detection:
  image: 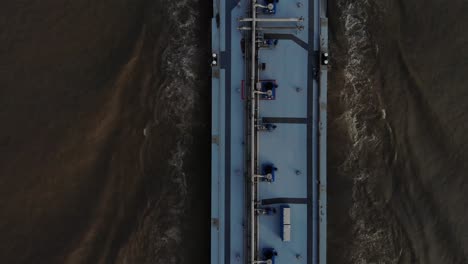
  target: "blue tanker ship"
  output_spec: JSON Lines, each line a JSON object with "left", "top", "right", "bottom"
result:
{"left": 211, "top": 0, "right": 328, "bottom": 262}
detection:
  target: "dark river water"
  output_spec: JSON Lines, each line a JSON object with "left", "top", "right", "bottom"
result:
{"left": 0, "top": 0, "right": 210, "bottom": 263}
{"left": 329, "top": 0, "right": 468, "bottom": 263}
{"left": 0, "top": 0, "right": 467, "bottom": 263}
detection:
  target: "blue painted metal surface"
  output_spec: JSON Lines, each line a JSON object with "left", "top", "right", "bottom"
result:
{"left": 211, "top": 0, "right": 328, "bottom": 263}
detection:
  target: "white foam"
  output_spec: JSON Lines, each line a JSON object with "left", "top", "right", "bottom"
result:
{"left": 338, "top": 0, "right": 401, "bottom": 262}
{"left": 143, "top": 0, "right": 203, "bottom": 261}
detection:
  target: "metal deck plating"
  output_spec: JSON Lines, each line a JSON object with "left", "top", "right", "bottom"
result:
{"left": 211, "top": 0, "right": 328, "bottom": 262}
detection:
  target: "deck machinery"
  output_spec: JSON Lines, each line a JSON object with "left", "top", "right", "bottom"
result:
{"left": 211, "top": 0, "right": 328, "bottom": 263}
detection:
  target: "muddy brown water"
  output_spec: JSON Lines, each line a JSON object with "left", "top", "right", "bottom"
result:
{"left": 1, "top": 0, "right": 468, "bottom": 263}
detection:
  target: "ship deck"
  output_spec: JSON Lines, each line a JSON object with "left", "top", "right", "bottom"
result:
{"left": 211, "top": 0, "right": 328, "bottom": 263}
